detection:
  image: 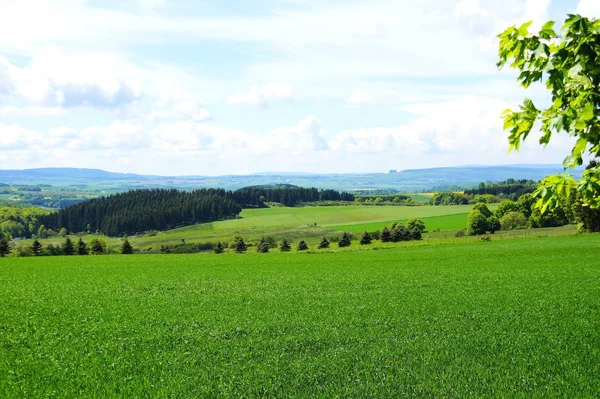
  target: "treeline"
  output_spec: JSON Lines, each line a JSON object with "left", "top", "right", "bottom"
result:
{"left": 464, "top": 179, "right": 538, "bottom": 200}
{"left": 0, "top": 201, "right": 50, "bottom": 240}
{"left": 430, "top": 192, "right": 500, "bottom": 205}
{"left": 232, "top": 186, "right": 354, "bottom": 207}
{"left": 37, "top": 189, "right": 242, "bottom": 237}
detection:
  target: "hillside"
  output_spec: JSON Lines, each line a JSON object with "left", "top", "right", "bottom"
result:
{"left": 0, "top": 165, "right": 583, "bottom": 191}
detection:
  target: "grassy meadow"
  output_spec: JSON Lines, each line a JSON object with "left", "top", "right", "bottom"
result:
{"left": 25, "top": 205, "right": 490, "bottom": 250}
{"left": 1, "top": 235, "right": 599, "bottom": 397}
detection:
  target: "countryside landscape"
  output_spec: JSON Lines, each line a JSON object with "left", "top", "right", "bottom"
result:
{"left": 1, "top": 0, "right": 600, "bottom": 397}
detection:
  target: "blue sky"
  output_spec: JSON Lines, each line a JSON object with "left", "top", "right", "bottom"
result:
{"left": 0, "top": 0, "right": 598, "bottom": 175}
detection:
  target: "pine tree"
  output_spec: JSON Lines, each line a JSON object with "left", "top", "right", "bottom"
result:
{"left": 121, "top": 237, "right": 134, "bottom": 254}
{"left": 0, "top": 238, "right": 12, "bottom": 257}
{"left": 77, "top": 238, "right": 89, "bottom": 255}
{"left": 360, "top": 231, "right": 372, "bottom": 245}
{"left": 410, "top": 228, "right": 422, "bottom": 241}
{"left": 258, "top": 241, "right": 270, "bottom": 253}
{"left": 338, "top": 232, "right": 351, "bottom": 248}
{"left": 279, "top": 238, "right": 291, "bottom": 252}
{"left": 381, "top": 227, "right": 392, "bottom": 243}
{"left": 91, "top": 239, "right": 105, "bottom": 255}
{"left": 318, "top": 237, "right": 330, "bottom": 249}
{"left": 235, "top": 237, "right": 247, "bottom": 253}
{"left": 31, "top": 239, "right": 43, "bottom": 256}
{"left": 62, "top": 238, "right": 75, "bottom": 256}
{"left": 213, "top": 241, "right": 225, "bottom": 254}
{"left": 297, "top": 240, "right": 308, "bottom": 251}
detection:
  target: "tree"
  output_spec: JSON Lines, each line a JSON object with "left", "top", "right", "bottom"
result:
{"left": 380, "top": 227, "right": 392, "bottom": 243}
{"left": 410, "top": 228, "right": 423, "bottom": 241}
{"left": 360, "top": 231, "right": 372, "bottom": 245}
{"left": 90, "top": 238, "right": 105, "bottom": 255}
{"left": 214, "top": 241, "right": 225, "bottom": 254}
{"left": 297, "top": 240, "right": 309, "bottom": 251}
{"left": 500, "top": 211, "right": 529, "bottom": 230}
{"left": 467, "top": 211, "right": 489, "bottom": 236}
{"left": 498, "top": 15, "right": 600, "bottom": 215}
{"left": 487, "top": 216, "right": 502, "bottom": 233}
{"left": 280, "top": 238, "right": 291, "bottom": 252}
{"left": 494, "top": 200, "right": 520, "bottom": 219}
{"left": 407, "top": 218, "right": 426, "bottom": 232}
{"left": 59, "top": 227, "right": 68, "bottom": 237}
{"left": 392, "top": 225, "right": 411, "bottom": 242}
{"left": 0, "top": 238, "right": 11, "bottom": 257}
{"left": 338, "top": 232, "right": 351, "bottom": 248}
{"left": 62, "top": 237, "right": 75, "bottom": 256}
{"left": 77, "top": 238, "right": 89, "bottom": 255}
{"left": 121, "top": 237, "right": 134, "bottom": 254}
{"left": 257, "top": 237, "right": 270, "bottom": 253}
{"left": 31, "top": 239, "right": 43, "bottom": 256}
{"left": 472, "top": 203, "right": 492, "bottom": 218}
{"left": 234, "top": 237, "right": 247, "bottom": 253}
{"left": 318, "top": 237, "right": 330, "bottom": 249}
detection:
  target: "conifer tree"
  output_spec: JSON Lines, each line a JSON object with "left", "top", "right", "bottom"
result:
{"left": 235, "top": 237, "right": 247, "bottom": 253}
{"left": 32, "top": 239, "right": 43, "bottom": 256}
{"left": 0, "top": 238, "right": 12, "bottom": 257}
{"left": 297, "top": 240, "right": 308, "bottom": 251}
{"left": 258, "top": 241, "right": 270, "bottom": 253}
{"left": 279, "top": 238, "right": 291, "bottom": 252}
{"left": 381, "top": 227, "right": 392, "bottom": 243}
{"left": 360, "top": 231, "right": 372, "bottom": 245}
{"left": 318, "top": 237, "right": 330, "bottom": 249}
{"left": 90, "top": 239, "right": 105, "bottom": 255}
{"left": 77, "top": 238, "right": 89, "bottom": 255}
{"left": 62, "top": 238, "right": 75, "bottom": 256}
{"left": 338, "top": 232, "right": 351, "bottom": 248}
{"left": 213, "top": 241, "right": 225, "bottom": 254}
{"left": 121, "top": 237, "right": 134, "bottom": 254}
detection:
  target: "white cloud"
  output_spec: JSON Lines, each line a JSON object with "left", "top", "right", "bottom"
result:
{"left": 576, "top": 0, "right": 600, "bottom": 18}
{"left": 270, "top": 116, "right": 330, "bottom": 152}
{"left": 346, "top": 91, "right": 373, "bottom": 106}
{"left": 227, "top": 83, "right": 295, "bottom": 108}
{"left": 0, "top": 105, "right": 66, "bottom": 117}
{"left": 454, "top": 0, "right": 489, "bottom": 17}
{"left": 5, "top": 48, "right": 142, "bottom": 108}
{"left": 149, "top": 100, "right": 211, "bottom": 122}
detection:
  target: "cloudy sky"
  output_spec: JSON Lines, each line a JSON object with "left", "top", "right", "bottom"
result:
{"left": 0, "top": 0, "right": 598, "bottom": 175}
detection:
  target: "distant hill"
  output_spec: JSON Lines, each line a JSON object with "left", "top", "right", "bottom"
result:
{"left": 0, "top": 165, "right": 583, "bottom": 191}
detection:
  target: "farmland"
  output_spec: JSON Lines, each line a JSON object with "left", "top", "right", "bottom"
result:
{"left": 1, "top": 235, "right": 599, "bottom": 397}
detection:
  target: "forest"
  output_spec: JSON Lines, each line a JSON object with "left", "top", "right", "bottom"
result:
{"left": 232, "top": 185, "right": 355, "bottom": 207}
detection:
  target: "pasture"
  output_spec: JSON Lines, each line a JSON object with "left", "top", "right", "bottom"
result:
{"left": 1, "top": 235, "right": 598, "bottom": 397}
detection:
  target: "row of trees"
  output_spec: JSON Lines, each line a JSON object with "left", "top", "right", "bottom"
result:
{"left": 232, "top": 185, "right": 354, "bottom": 207}
{"left": 430, "top": 192, "right": 501, "bottom": 206}
{"left": 464, "top": 179, "right": 538, "bottom": 200}
{"left": 0, "top": 201, "right": 50, "bottom": 240}
{"left": 0, "top": 237, "right": 134, "bottom": 257}
{"left": 37, "top": 189, "right": 242, "bottom": 237}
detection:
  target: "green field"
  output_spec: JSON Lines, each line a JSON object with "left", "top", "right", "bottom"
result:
{"left": 1, "top": 235, "right": 598, "bottom": 397}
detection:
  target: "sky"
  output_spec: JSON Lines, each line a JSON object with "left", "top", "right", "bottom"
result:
{"left": 0, "top": 0, "right": 599, "bottom": 176}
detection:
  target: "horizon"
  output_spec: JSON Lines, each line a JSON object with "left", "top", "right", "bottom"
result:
{"left": 1, "top": 0, "right": 599, "bottom": 175}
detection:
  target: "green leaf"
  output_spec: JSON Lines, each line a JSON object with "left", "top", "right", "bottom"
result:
{"left": 581, "top": 102, "right": 595, "bottom": 121}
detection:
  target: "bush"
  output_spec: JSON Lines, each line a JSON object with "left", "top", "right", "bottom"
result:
{"left": 214, "top": 242, "right": 225, "bottom": 254}
{"left": 338, "top": 232, "right": 352, "bottom": 248}
{"left": 360, "top": 231, "right": 372, "bottom": 245}
{"left": 318, "top": 237, "right": 330, "bottom": 249}
{"left": 480, "top": 234, "right": 492, "bottom": 242}
{"left": 455, "top": 229, "right": 466, "bottom": 238}
{"left": 407, "top": 218, "right": 426, "bottom": 232}
{"left": 467, "top": 211, "right": 489, "bottom": 236}
{"left": 297, "top": 240, "right": 309, "bottom": 251}
{"left": 487, "top": 216, "right": 501, "bottom": 234}
{"left": 279, "top": 239, "right": 291, "bottom": 252}
{"left": 500, "top": 211, "right": 528, "bottom": 230}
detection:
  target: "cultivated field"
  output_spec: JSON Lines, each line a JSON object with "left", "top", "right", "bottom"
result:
{"left": 1, "top": 235, "right": 598, "bottom": 397}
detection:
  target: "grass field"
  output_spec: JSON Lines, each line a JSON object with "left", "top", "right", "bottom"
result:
{"left": 1, "top": 235, "right": 599, "bottom": 397}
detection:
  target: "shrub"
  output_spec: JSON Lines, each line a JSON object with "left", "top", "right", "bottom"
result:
{"left": 234, "top": 237, "right": 248, "bottom": 253}
{"left": 380, "top": 227, "right": 392, "bottom": 243}
{"left": 467, "top": 211, "right": 489, "bottom": 236}
{"left": 121, "top": 238, "right": 134, "bottom": 255}
{"left": 279, "top": 239, "right": 291, "bottom": 252}
{"left": 214, "top": 242, "right": 225, "bottom": 254}
{"left": 318, "top": 237, "right": 330, "bottom": 249}
{"left": 360, "top": 231, "right": 372, "bottom": 245}
{"left": 480, "top": 234, "right": 492, "bottom": 242}
{"left": 338, "top": 232, "right": 352, "bottom": 248}
{"left": 455, "top": 228, "right": 466, "bottom": 238}
{"left": 500, "top": 211, "right": 528, "bottom": 230}
{"left": 407, "top": 218, "right": 426, "bottom": 232}
{"left": 487, "top": 216, "right": 501, "bottom": 234}
{"left": 297, "top": 240, "right": 309, "bottom": 251}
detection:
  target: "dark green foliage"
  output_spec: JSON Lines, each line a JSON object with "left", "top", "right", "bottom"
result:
{"left": 392, "top": 225, "right": 411, "bottom": 242}
{"left": 233, "top": 186, "right": 354, "bottom": 207}
{"left": 0, "top": 238, "right": 11, "bottom": 257}
{"left": 380, "top": 227, "right": 392, "bottom": 243}
{"left": 279, "top": 239, "right": 291, "bottom": 252}
{"left": 494, "top": 200, "right": 520, "bottom": 219}
{"left": 234, "top": 238, "right": 247, "bottom": 254}
{"left": 338, "top": 232, "right": 351, "bottom": 248}
{"left": 214, "top": 242, "right": 225, "bottom": 254}
{"left": 77, "top": 238, "right": 89, "bottom": 255}
{"left": 472, "top": 203, "right": 492, "bottom": 218}
{"left": 467, "top": 211, "right": 489, "bottom": 236}
{"left": 407, "top": 218, "right": 425, "bottom": 232}
{"left": 31, "top": 239, "right": 43, "bottom": 256}
{"left": 430, "top": 192, "right": 470, "bottom": 205}
{"left": 297, "top": 240, "right": 308, "bottom": 251}
{"left": 90, "top": 239, "right": 105, "bottom": 255}
{"left": 318, "top": 237, "right": 330, "bottom": 249}
{"left": 410, "top": 228, "right": 422, "bottom": 241}
{"left": 465, "top": 179, "right": 537, "bottom": 200}
{"left": 121, "top": 238, "right": 134, "bottom": 255}
{"left": 62, "top": 238, "right": 75, "bottom": 256}
{"left": 258, "top": 242, "right": 270, "bottom": 253}
{"left": 43, "top": 244, "right": 62, "bottom": 256}
{"left": 487, "top": 216, "right": 501, "bottom": 234}
{"left": 360, "top": 231, "right": 372, "bottom": 245}
{"left": 38, "top": 188, "right": 242, "bottom": 237}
